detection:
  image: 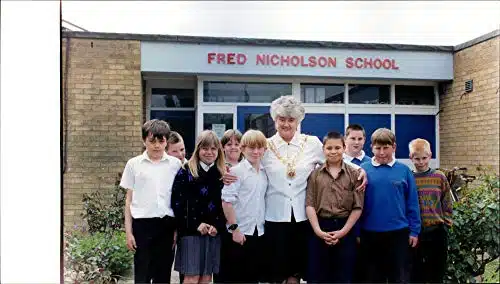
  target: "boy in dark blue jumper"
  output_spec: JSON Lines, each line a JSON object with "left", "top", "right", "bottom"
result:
{"left": 343, "top": 124, "right": 371, "bottom": 166}
{"left": 359, "top": 128, "right": 421, "bottom": 283}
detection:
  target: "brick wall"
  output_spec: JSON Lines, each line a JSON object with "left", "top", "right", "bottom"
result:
{"left": 62, "top": 38, "right": 144, "bottom": 228}
{"left": 440, "top": 35, "right": 500, "bottom": 174}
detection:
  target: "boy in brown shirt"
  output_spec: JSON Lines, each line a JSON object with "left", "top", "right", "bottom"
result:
{"left": 306, "top": 131, "right": 364, "bottom": 284}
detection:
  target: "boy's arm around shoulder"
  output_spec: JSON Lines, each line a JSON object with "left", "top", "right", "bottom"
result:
{"left": 347, "top": 164, "right": 365, "bottom": 210}
{"left": 221, "top": 165, "right": 243, "bottom": 204}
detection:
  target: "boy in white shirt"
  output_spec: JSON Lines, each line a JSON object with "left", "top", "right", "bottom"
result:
{"left": 220, "top": 129, "right": 268, "bottom": 283}
{"left": 120, "top": 119, "right": 182, "bottom": 284}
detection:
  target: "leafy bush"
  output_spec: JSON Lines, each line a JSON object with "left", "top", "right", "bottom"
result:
{"left": 64, "top": 229, "right": 133, "bottom": 283}
{"left": 82, "top": 173, "right": 127, "bottom": 233}
{"left": 446, "top": 172, "right": 500, "bottom": 283}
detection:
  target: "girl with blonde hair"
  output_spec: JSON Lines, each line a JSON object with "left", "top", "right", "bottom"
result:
{"left": 171, "top": 130, "right": 226, "bottom": 284}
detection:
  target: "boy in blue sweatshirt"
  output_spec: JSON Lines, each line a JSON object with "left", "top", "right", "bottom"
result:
{"left": 359, "top": 128, "right": 421, "bottom": 283}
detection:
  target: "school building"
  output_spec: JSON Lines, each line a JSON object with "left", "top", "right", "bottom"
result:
{"left": 62, "top": 29, "right": 499, "bottom": 226}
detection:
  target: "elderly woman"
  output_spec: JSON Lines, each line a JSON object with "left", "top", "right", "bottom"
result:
{"left": 224, "top": 96, "right": 367, "bottom": 284}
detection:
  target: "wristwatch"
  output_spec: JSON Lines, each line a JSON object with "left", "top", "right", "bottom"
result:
{"left": 227, "top": 224, "right": 238, "bottom": 233}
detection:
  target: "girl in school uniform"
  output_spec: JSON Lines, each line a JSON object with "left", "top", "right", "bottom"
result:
{"left": 171, "top": 130, "right": 226, "bottom": 284}
{"left": 220, "top": 129, "right": 243, "bottom": 168}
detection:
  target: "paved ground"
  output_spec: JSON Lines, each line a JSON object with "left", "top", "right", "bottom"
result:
{"left": 118, "top": 266, "right": 180, "bottom": 284}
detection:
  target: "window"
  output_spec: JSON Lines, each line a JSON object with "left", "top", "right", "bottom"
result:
{"left": 203, "top": 113, "right": 233, "bottom": 139}
{"left": 150, "top": 110, "right": 196, "bottom": 158}
{"left": 151, "top": 88, "right": 195, "bottom": 108}
{"left": 395, "top": 115, "right": 436, "bottom": 158}
{"left": 348, "top": 84, "right": 390, "bottom": 104}
{"left": 203, "top": 82, "right": 292, "bottom": 103}
{"left": 395, "top": 85, "right": 435, "bottom": 105}
{"left": 301, "top": 84, "right": 344, "bottom": 103}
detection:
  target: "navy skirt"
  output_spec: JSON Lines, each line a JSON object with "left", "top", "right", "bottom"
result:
{"left": 174, "top": 235, "right": 221, "bottom": 276}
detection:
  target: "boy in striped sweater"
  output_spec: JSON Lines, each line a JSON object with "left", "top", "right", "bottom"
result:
{"left": 409, "top": 138, "right": 453, "bottom": 283}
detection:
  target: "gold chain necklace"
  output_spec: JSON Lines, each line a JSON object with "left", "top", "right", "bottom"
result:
{"left": 268, "top": 134, "right": 308, "bottom": 179}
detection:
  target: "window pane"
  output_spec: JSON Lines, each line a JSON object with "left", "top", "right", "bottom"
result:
{"left": 244, "top": 113, "right": 276, "bottom": 138}
{"left": 395, "top": 85, "right": 435, "bottom": 105}
{"left": 151, "top": 88, "right": 195, "bottom": 108}
{"left": 395, "top": 115, "right": 436, "bottom": 158}
{"left": 203, "top": 82, "right": 292, "bottom": 103}
{"left": 301, "top": 84, "right": 344, "bottom": 103}
{"left": 348, "top": 84, "right": 390, "bottom": 104}
{"left": 203, "top": 113, "right": 233, "bottom": 139}
{"left": 150, "top": 110, "right": 196, "bottom": 158}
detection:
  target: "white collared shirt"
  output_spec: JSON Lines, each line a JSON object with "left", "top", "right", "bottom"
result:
{"left": 120, "top": 151, "right": 182, "bottom": 218}
{"left": 262, "top": 133, "right": 324, "bottom": 222}
{"left": 200, "top": 161, "right": 215, "bottom": 172}
{"left": 371, "top": 156, "right": 396, "bottom": 167}
{"left": 343, "top": 150, "right": 366, "bottom": 162}
{"left": 221, "top": 159, "right": 268, "bottom": 236}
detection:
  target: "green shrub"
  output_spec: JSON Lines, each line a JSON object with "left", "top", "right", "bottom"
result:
{"left": 82, "top": 173, "right": 127, "bottom": 234}
{"left": 65, "top": 229, "right": 133, "bottom": 283}
{"left": 483, "top": 258, "right": 499, "bottom": 283}
{"left": 445, "top": 172, "right": 500, "bottom": 283}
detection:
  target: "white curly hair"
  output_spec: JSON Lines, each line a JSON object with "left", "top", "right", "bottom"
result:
{"left": 269, "top": 96, "right": 305, "bottom": 122}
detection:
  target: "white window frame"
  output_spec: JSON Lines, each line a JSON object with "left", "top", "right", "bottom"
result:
{"left": 145, "top": 78, "right": 197, "bottom": 121}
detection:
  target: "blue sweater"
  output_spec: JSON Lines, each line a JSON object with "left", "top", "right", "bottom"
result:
{"left": 350, "top": 155, "right": 371, "bottom": 166}
{"left": 360, "top": 161, "right": 421, "bottom": 237}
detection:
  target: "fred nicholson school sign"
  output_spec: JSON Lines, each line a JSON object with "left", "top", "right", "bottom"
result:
{"left": 141, "top": 42, "right": 454, "bottom": 80}
{"left": 207, "top": 52, "right": 400, "bottom": 70}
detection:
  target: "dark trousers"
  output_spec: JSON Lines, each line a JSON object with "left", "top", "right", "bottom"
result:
{"left": 360, "top": 227, "right": 410, "bottom": 283}
{"left": 410, "top": 225, "right": 448, "bottom": 283}
{"left": 352, "top": 240, "right": 364, "bottom": 283}
{"left": 132, "top": 216, "right": 175, "bottom": 284}
{"left": 213, "top": 231, "right": 230, "bottom": 283}
{"left": 216, "top": 227, "right": 263, "bottom": 283}
{"left": 307, "top": 217, "right": 356, "bottom": 284}
{"left": 264, "top": 211, "right": 309, "bottom": 283}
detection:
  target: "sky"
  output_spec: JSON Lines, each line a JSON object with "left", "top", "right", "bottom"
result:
{"left": 62, "top": 1, "right": 499, "bottom": 46}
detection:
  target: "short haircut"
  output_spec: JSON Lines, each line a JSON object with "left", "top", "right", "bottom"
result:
{"left": 409, "top": 138, "right": 432, "bottom": 156}
{"left": 323, "top": 131, "right": 345, "bottom": 147}
{"left": 270, "top": 95, "right": 305, "bottom": 123}
{"left": 142, "top": 119, "right": 170, "bottom": 140}
{"left": 167, "top": 131, "right": 184, "bottom": 146}
{"left": 240, "top": 129, "right": 267, "bottom": 149}
{"left": 220, "top": 129, "right": 243, "bottom": 147}
{"left": 371, "top": 128, "right": 396, "bottom": 146}
{"left": 345, "top": 124, "right": 366, "bottom": 138}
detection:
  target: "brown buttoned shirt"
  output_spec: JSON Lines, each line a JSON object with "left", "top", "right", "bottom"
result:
{"left": 306, "top": 161, "right": 364, "bottom": 218}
